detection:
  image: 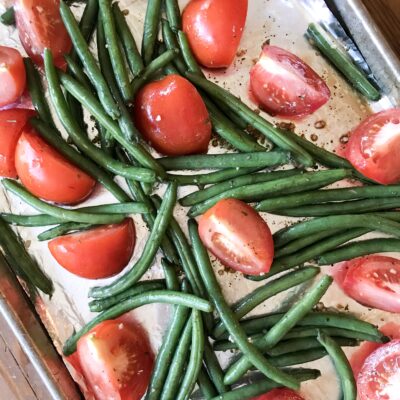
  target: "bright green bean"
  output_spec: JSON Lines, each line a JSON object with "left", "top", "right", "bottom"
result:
{"left": 142, "top": 0, "right": 162, "bottom": 65}
{"left": 38, "top": 222, "right": 94, "bottom": 241}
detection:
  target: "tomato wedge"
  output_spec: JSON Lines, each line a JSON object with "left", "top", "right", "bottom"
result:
{"left": 76, "top": 319, "right": 154, "bottom": 400}
{"left": 198, "top": 198, "right": 274, "bottom": 275}
{"left": 250, "top": 45, "right": 330, "bottom": 118}
{"left": 358, "top": 339, "right": 400, "bottom": 400}
{"left": 134, "top": 74, "right": 211, "bottom": 156}
{"left": 182, "top": 0, "right": 248, "bottom": 68}
{"left": 0, "top": 46, "right": 26, "bottom": 108}
{"left": 332, "top": 255, "right": 400, "bottom": 313}
{"left": 48, "top": 219, "right": 135, "bottom": 279}
{"left": 345, "top": 108, "right": 400, "bottom": 184}
{"left": 14, "top": 0, "right": 72, "bottom": 69}
{"left": 251, "top": 388, "right": 305, "bottom": 400}
{"left": 0, "top": 109, "right": 35, "bottom": 177}
{"left": 15, "top": 125, "right": 95, "bottom": 204}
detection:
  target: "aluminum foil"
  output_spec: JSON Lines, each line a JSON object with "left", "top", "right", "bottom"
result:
{"left": 0, "top": 0, "right": 400, "bottom": 399}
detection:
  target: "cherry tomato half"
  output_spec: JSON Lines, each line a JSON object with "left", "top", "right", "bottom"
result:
{"left": 14, "top": 0, "right": 72, "bottom": 69}
{"left": 250, "top": 45, "right": 330, "bottom": 118}
{"left": 49, "top": 219, "right": 135, "bottom": 279}
{"left": 251, "top": 388, "right": 305, "bottom": 400}
{"left": 0, "top": 109, "right": 35, "bottom": 177}
{"left": 76, "top": 319, "right": 154, "bottom": 400}
{"left": 134, "top": 74, "right": 211, "bottom": 156}
{"left": 0, "top": 46, "right": 26, "bottom": 108}
{"left": 198, "top": 198, "right": 274, "bottom": 275}
{"left": 345, "top": 108, "right": 400, "bottom": 184}
{"left": 15, "top": 125, "right": 95, "bottom": 204}
{"left": 182, "top": 0, "right": 248, "bottom": 68}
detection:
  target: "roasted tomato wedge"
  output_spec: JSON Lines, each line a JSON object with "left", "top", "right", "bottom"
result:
{"left": 14, "top": 0, "right": 72, "bottom": 69}
{"left": 48, "top": 219, "right": 135, "bottom": 279}
{"left": 250, "top": 45, "right": 330, "bottom": 118}
{"left": 357, "top": 339, "right": 400, "bottom": 400}
{"left": 75, "top": 319, "right": 154, "bottom": 400}
{"left": 0, "top": 46, "right": 26, "bottom": 108}
{"left": 332, "top": 255, "right": 400, "bottom": 313}
{"left": 251, "top": 388, "right": 305, "bottom": 400}
{"left": 198, "top": 198, "right": 274, "bottom": 275}
{"left": 345, "top": 108, "right": 400, "bottom": 184}
{"left": 0, "top": 109, "right": 35, "bottom": 177}
{"left": 134, "top": 74, "right": 211, "bottom": 156}
{"left": 182, "top": 0, "right": 248, "bottom": 68}
{"left": 15, "top": 125, "right": 95, "bottom": 204}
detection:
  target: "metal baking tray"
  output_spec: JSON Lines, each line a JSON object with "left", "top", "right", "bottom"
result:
{"left": 0, "top": 0, "right": 399, "bottom": 399}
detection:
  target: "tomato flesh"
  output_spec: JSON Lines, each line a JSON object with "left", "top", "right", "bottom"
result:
{"left": 182, "top": 0, "right": 248, "bottom": 68}
{"left": 0, "top": 46, "right": 26, "bottom": 108}
{"left": 76, "top": 319, "right": 154, "bottom": 400}
{"left": 198, "top": 198, "right": 274, "bottom": 275}
{"left": 345, "top": 108, "right": 400, "bottom": 184}
{"left": 15, "top": 126, "right": 95, "bottom": 204}
{"left": 134, "top": 74, "right": 211, "bottom": 156}
{"left": 49, "top": 219, "right": 135, "bottom": 279}
{"left": 250, "top": 45, "right": 330, "bottom": 118}
{"left": 14, "top": 0, "right": 72, "bottom": 69}
{"left": 251, "top": 388, "right": 305, "bottom": 400}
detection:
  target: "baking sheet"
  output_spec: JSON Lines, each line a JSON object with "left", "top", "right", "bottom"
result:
{"left": 0, "top": 0, "right": 400, "bottom": 399}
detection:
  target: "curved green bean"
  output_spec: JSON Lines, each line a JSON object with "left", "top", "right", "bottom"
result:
{"left": 38, "top": 222, "right": 94, "bottom": 241}
{"left": 142, "top": 0, "right": 162, "bottom": 65}
{"left": 162, "top": 19, "right": 187, "bottom": 74}
{"left": 162, "top": 258, "right": 180, "bottom": 291}
{"left": 203, "top": 341, "right": 229, "bottom": 395}
{"left": 177, "top": 30, "right": 203, "bottom": 75}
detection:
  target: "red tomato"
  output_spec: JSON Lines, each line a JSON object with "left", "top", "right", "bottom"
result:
{"left": 134, "top": 74, "right": 211, "bottom": 156}
{"left": 0, "top": 46, "right": 26, "bottom": 108}
{"left": 251, "top": 388, "right": 305, "bottom": 400}
{"left": 14, "top": 0, "right": 72, "bottom": 69}
{"left": 48, "top": 219, "right": 135, "bottom": 279}
{"left": 182, "top": 0, "right": 248, "bottom": 68}
{"left": 333, "top": 255, "right": 400, "bottom": 313}
{"left": 250, "top": 45, "right": 330, "bottom": 118}
{"left": 345, "top": 108, "right": 400, "bottom": 184}
{"left": 357, "top": 339, "right": 400, "bottom": 400}
{"left": 198, "top": 198, "right": 274, "bottom": 275}
{"left": 0, "top": 109, "right": 35, "bottom": 177}
{"left": 76, "top": 319, "right": 154, "bottom": 400}
{"left": 15, "top": 125, "right": 95, "bottom": 204}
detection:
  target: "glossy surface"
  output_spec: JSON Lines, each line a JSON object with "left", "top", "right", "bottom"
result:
{"left": 15, "top": 126, "right": 95, "bottom": 204}
{"left": 134, "top": 74, "right": 211, "bottom": 156}
{"left": 250, "top": 45, "right": 330, "bottom": 118}
{"left": 49, "top": 219, "right": 135, "bottom": 279}
{"left": 251, "top": 388, "right": 305, "bottom": 400}
{"left": 198, "top": 198, "right": 274, "bottom": 275}
{"left": 182, "top": 0, "right": 248, "bottom": 68}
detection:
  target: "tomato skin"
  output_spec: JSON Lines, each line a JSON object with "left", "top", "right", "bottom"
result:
{"left": 0, "top": 46, "right": 26, "bottom": 108}
{"left": 0, "top": 109, "right": 35, "bottom": 177}
{"left": 345, "top": 108, "right": 400, "bottom": 184}
{"left": 182, "top": 0, "right": 248, "bottom": 68}
{"left": 250, "top": 45, "right": 330, "bottom": 118}
{"left": 14, "top": 0, "right": 72, "bottom": 69}
{"left": 48, "top": 219, "right": 135, "bottom": 279}
{"left": 15, "top": 126, "right": 95, "bottom": 204}
{"left": 250, "top": 388, "right": 305, "bottom": 400}
{"left": 76, "top": 319, "right": 154, "bottom": 400}
{"left": 198, "top": 198, "right": 274, "bottom": 275}
{"left": 134, "top": 74, "right": 211, "bottom": 156}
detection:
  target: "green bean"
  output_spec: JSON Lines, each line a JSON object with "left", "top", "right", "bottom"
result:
{"left": 223, "top": 276, "right": 332, "bottom": 385}
{"left": 268, "top": 347, "right": 329, "bottom": 368}
{"left": 188, "top": 219, "right": 300, "bottom": 390}
{"left": 89, "top": 182, "right": 177, "bottom": 298}
{"left": 317, "top": 332, "right": 357, "bottom": 400}
{"left": 142, "top": 0, "right": 162, "bottom": 65}
{"left": 0, "top": 217, "right": 53, "bottom": 295}
{"left": 185, "top": 72, "right": 314, "bottom": 167}
{"left": 176, "top": 309, "right": 205, "bottom": 400}
{"left": 65, "top": 54, "right": 93, "bottom": 88}
{"left": 308, "top": 23, "right": 380, "bottom": 101}
{"left": 188, "top": 169, "right": 352, "bottom": 217}
{"left": 112, "top": 3, "right": 144, "bottom": 77}
{"left": 256, "top": 184, "right": 400, "bottom": 212}
{"left": 162, "top": 19, "right": 187, "bottom": 74}
{"left": 60, "top": 1, "right": 119, "bottom": 119}
{"left": 197, "top": 367, "right": 218, "bottom": 399}
{"left": 23, "top": 58, "right": 53, "bottom": 125}
{"left": 274, "top": 214, "right": 400, "bottom": 247}
{"left": 180, "top": 169, "right": 301, "bottom": 207}
{"left": 318, "top": 238, "right": 400, "bottom": 265}
{"left": 203, "top": 341, "right": 229, "bottom": 395}
{"left": 212, "top": 267, "right": 320, "bottom": 338}
{"left": 162, "top": 258, "right": 180, "bottom": 291}
{"left": 165, "top": 0, "right": 181, "bottom": 31}
{"left": 78, "top": 0, "right": 98, "bottom": 42}
{"left": 38, "top": 222, "right": 94, "bottom": 241}
{"left": 177, "top": 30, "right": 203, "bottom": 75}
{"left": 212, "top": 98, "right": 249, "bottom": 131}
{"left": 159, "top": 151, "right": 289, "bottom": 170}
{"left": 0, "top": 7, "right": 15, "bottom": 25}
